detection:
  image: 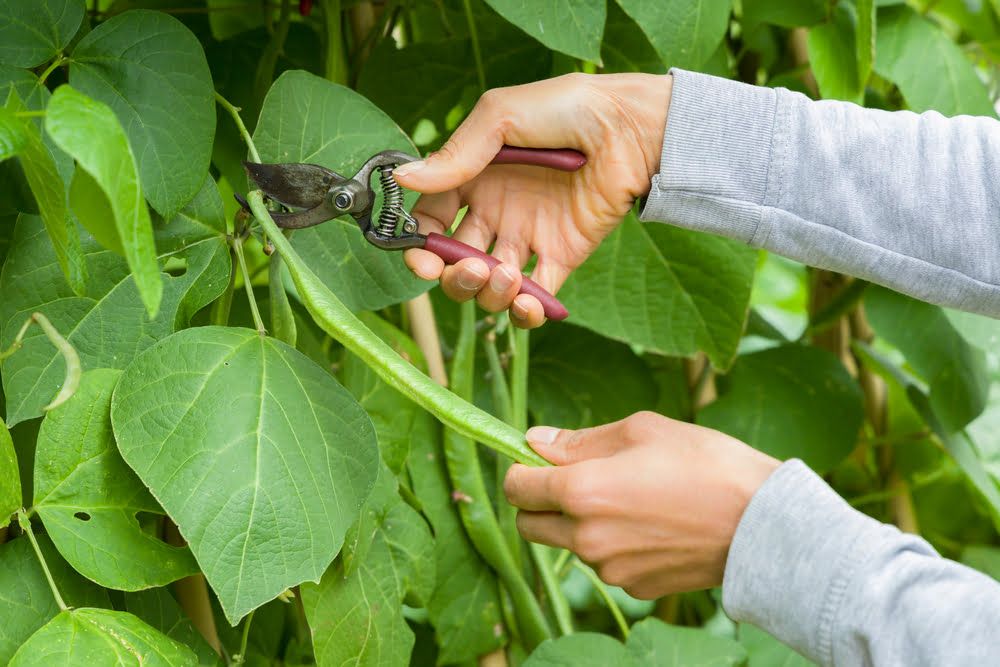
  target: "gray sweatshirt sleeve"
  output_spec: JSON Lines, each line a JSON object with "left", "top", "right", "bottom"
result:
{"left": 639, "top": 69, "right": 1000, "bottom": 317}
{"left": 723, "top": 460, "right": 1000, "bottom": 666}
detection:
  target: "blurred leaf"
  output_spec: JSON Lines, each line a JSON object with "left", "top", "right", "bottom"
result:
{"left": 616, "top": 0, "right": 733, "bottom": 70}
{"left": 0, "top": 418, "right": 19, "bottom": 527}
{"left": 627, "top": 618, "right": 747, "bottom": 665}
{"left": 254, "top": 70, "right": 432, "bottom": 311}
{"left": 866, "top": 286, "right": 989, "bottom": 432}
{"left": 741, "top": 0, "right": 827, "bottom": 28}
{"left": 34, "top": 369, "right": 199, "bottom": 590}
{"left": 525, "top": 633, "right": 629, "bottom": 666}
{"left": 559, "top": 214, "right": 755, "bottom": 369}
{"left": 961, "top": 544, "right": 1000, "bottom": 580}
{"left": 69, "top": 10, "right": 216, "bottom": 217}
{"left": 875, "top": 5, "right": 995, "bottom": 116}
{"left": 739, "top": 624, "right": 814, "bottom": 666}
{"left": 0, "top": 0, "right": 85, "bottom": 68}
{"left": 698, "top": 345, "right": 864, "bottom": 472}
{"left": 808, "top": 3, "right": 864, "bottom": 103}
{"left": 484, "top": 0, "right": 606, "bottom": 62}
{"left": 112, "top": 326, "right": 379, "bottom": 624}
{"left": 529, "top": 322, "right": 657, "bottom": 428}
{"left": 601, "top": 2, "right": 666, "bottom": 73}
{"left": 0, "top": 535, "right": 111, "bottom": 664}
{"left": 9, "top": 608, "right": 198, "bottom": 666}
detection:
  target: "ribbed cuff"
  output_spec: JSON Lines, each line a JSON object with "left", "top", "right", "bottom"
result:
{"left": 639, "top": 68, "right": 779, "bottom": 244}
{"left": 721, "top": 459, "right": 886, "bottom": 665}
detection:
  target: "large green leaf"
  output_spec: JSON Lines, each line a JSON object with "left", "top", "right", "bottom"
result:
{"left": 0, "top": 0, "right": 85, "bottom": 68}
{"left": 807, "top": 3, "right": 864, "bottom": 104}
{"left": 302, "top": 468, "right": 434, "bottom": 667}
{"left": 254, "top": 70, "right": 431, "bottom": 311}
{"left": 739, "top": 624, "right": 813, "bottom": 667}
{"left": 34, "top": 369, "right": 199, "bottom": 590}
{"left": 558, "top": 215, "right": 755, "bottom": 369}
{"left": 615, "top": 0, "right": 732, "bottom": 70}
{"left": 529, "top": 322, "right": 657, "bottom": 429}
{"left": 122, "top": 588, "right": 219, "bottom": 667}
{"left": 627, "top": 618, "right": 747, "bottom": 665}
{"left": 0, "top": 417, "right": 19, "bottom": 527}
{"left": 483, "top": 0, "right": 605, "bottom": 62}
{"left": 2, "top": 90, "right": 86, "bottom": 294}
{"left": 601, "top": 2, "right": 666, "bottom": 74}
{"left": 866, "top": 286, "right": 989, "bottom": 432}
{"left": 9, "top": 607, "right": 198, "bottom": 666}
{"left": 69, "top": 9, "right": 216, "bottom": 217}
{"left": 741, "top": 0, "right": 827, "bottom": 28}
{"left": 698, "top": 345, "right": 864, "bottom": 472}
{"left": 46, "top": 85, "right": 162, "bottom": 316}
{"left": 0, "top": 535, "right": 111, "bottom": 664}
{"left": 875, "top": 5, "right": 995, "bottom": 117}
{"left": 111, "top": 326, "right": 380, "bottom": 624}
{"left": 525, "top": 633, "right": 630, "bottom": 666}
{"left": 0, "top": 66, "right": 72, "bottom": 182}
{"left": 0, "top": 214, "right": 229, "bottom": 426}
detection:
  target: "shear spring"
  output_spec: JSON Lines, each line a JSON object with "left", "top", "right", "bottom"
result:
{"left": 376, "top": 165, "right": 419, "bottom": 238}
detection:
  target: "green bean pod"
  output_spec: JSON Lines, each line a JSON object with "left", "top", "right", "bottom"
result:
{"left": 247, "top": 190, "right": 548, "bottom": 467}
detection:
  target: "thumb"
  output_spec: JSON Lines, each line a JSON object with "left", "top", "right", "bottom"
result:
{"left": 393, "top": 92, "right": 507, "bottom": 194}
{"left": 525, "top": 420, "right": 633, "bottom": 466}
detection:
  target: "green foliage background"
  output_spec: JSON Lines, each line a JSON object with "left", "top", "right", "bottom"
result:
{"left": 1, "top": 0, "right": 999, "bottom": 665}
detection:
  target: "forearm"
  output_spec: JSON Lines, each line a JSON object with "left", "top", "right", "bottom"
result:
{"left": 641, "top": 69, "right": 1000, "bottom": 318}
{"left": 723, "top": 460, "right": 1000, "bottom": 665}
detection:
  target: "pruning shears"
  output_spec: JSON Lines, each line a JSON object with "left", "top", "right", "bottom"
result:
{"left": 238, "top": 146, "right": 587, "bottom": 321}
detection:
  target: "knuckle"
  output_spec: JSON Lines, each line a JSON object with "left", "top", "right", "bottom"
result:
{"left": 572, "top": 524, "right": 609, "bottom": 563}
{"left": 621, "top": 411, "right": 660, "bottom": 442}
{"left": 598, "top": 562, "right": 632, "bottom": 589}
{"left": 560, "top": 469, "right": 601, "bottom": 517}
{"left": 625, "top": 583, "right": 660, "bottom": 601}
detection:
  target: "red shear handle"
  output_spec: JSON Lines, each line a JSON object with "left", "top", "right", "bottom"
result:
{"left": 424, "top": 232, "right": 569, "bottom": 321}
{"left": 492, "top": 146, "right": 587, "bottom": 172}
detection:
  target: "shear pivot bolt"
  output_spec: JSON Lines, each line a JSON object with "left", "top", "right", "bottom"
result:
{"left": 334, "top": 192, "right": 353, "bottom": 210}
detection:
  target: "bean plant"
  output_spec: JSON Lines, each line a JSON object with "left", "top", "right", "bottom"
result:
{"left": 1, "top": 0, "right": 999, "bottom": 665}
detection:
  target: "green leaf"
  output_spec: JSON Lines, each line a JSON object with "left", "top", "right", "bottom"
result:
{"left": 698, "top": 345, "right": 864, "bottom": 472}
{"left": 2, "top": 90, "right": 86, "bottom": 294}
{"left": 0, "top": 417, "right": 19, "bottom": 527}
{"left": 741, "top": 0, "right": 827, "bottom": 28}
{"left": 111, "top": 326, "right": 380, "bottom": 624}
{"left": 626, "top": 618, "right": 747, "bottom": 665}
{"left": 0, "top": 0, "right": 85, "bottom": 68}
{"left": 0, "top": 66, "right": 72, "bottom": 182}
{"left": 45, "top": 85, "right": 162, "bottom": 316}
{"left": 961, "top": 545, "right": 1000, "bottom": 581}
{"left": 529, "top": 322, "right": 657, "bottom": 429}
{"left": 302, "top": 470, "right": 434, "bottom": 667}
{"left": 34, "top": 369, "right": 199, "bottom": 590}
{"left": 69, "top": 9, "right": 216, "bottom": 217}
{"left": 558, "top": 214, "right": 756, "bottom": 369}
{"left": 866, "top": 286, "right": 989, "bottom": 432}
{"left": 615, "top": 0, "right": 733, "bottom": 70}
{"left": 601, "top": 2, "right": 666, "bottom": 74}
{"left": 0, "top": 534, "right": 111, "bottom": 664}
{"left": 254, "top": 70, "right": 432, "bottom": 311}
{"left": 206, "top": 0, "right": 274, "bottom": 40}
{"left": 524, "top": 633, "right": 631, "bottom": 666}
{"left": 123, "top": 588, "right": 220, "bottom": 667}
{"left": 0, "top": 214, "right": 229, "bottom": 426}
{"left": 807, "top": 4, "right": 864, "bottom": 103}
{"left": 856, "top": 0, "right": 875, "bottom": 84}
{"left": 738, "top": 624, "right": 813, "bottom": 667}
{"left": 483, "top": 0, "right": 606, "bottom": 62}
{"left": 875, "top": 5, "right": 996, "bottom": 117}
{"left": 9, "top": 607, "right": 198, "bottom": 666}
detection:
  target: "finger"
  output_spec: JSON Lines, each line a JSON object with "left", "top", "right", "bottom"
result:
{"left": 391, "top": 89, "right": 509, "bottom": 194}
{"left": 476, "top": 263, "right": 523, "bottom": 313}
{"left": 404, "top": 191, "right": 462, "bottom": 280}
{"left": 504, "top": 463, "right": 567, "bottom": 511}
{"left": 510, "top": 293, "right": 545, "bottom": 329}
{"left": 440, "top": 257, "right": 490, "bottom": 302}
{"left": 525, "top": 420, "right": 636, "bottom": 466}
{"left": 515, "top": 511, "right": 575, "bottom": 550}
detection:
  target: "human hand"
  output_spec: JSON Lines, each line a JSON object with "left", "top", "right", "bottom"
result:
{"left": 393, "top": 72, "right": 673, "bottom": 328}
{"left": 503, "top": 412, "right": 780, "bottom": 598}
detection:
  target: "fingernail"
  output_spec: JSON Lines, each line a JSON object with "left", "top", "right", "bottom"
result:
{"left": 458, "top": 267, "right": 487, "bottom": 290}
{"left": 490, "top": 265, "right": 515, "bottom": 292}
{"left": 511, "top": 298, "right": 529, "bottom": 320}
{"left": 526, "top": 426, "right": 559, "bottom": 446}
{"left": 392, "top": 160, "right": 426, "bottom": 178}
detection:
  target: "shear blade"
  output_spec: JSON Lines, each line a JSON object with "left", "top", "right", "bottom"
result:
{"left": 243, "top": 161, "right": 345, "bottom": 209}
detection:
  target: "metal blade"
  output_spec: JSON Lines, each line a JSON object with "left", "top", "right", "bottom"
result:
{"left": 242, "top": 161, "right": 345, "bottom": 209}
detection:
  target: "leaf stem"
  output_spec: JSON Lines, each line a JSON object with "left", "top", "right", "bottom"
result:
{"left": 532, "top": 543, "right": 574, "bottom": 636}
{"left": 324, "top": 0, "right": 349, "bottom": 84}
{"left": 17, "top": 510, "right": 67, "bottom": 611}
{"left": 14, "top": 110, "right": 46, "bottom": 118}
{"left": 37, "top": 56, "right": 67, "bottom": 87}
{"left": 232, "top": 608, "right": 256, "bottom": 666}
{"left": 573, "top": 559, "right": 629, "bottom": 639}
{"left": 214, "top": 92, "right": 261, "bottom": 163}
{"left": 461, "top": 0, "right": 486, "bottom": 93}
{"left": 232, "top": 235, "right": 266, "bottom": 335}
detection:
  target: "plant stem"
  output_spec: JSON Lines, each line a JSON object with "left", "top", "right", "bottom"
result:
{"left": 233, "top": 609, "right": 256, "bottom": 665}
{"left": 254, "top": 0, "right": 292, "bottom": 111}
{"left": 483, "top": 328, "right": 519, "bottom": 562}
{"left": 18, "top": 510, "right": 67, "bottom": 611}
{"left": 553, "top": 548, "right": 572, "bottom": 576}
{"left": 214, "top": 92, "right": 261, "bottom": 163}
{"left": 406, "top": 293, "right": 448, "bottom": 386}
{"left": 268, "top": 235, "right": 298, "bottom": 346}
{"left": 37, "top": 56, "right": 67, "bottom": 87}
{"left": 324, "top": 0, "right": 349, "bottom": 85}
{"left": 211, "top": 246, "right": 238, "bottom": 326}
{"left": 232, "top": 235, "right": 266, "bottom": 335}
{"left": 461, "top": 0, "right": 486, "bottom": 93}
{"left": 14, "top": 111, "right": 45, "bottom": 118}
{"left": 572, "top": 559, "right": 629, "bottom": 639}
{"left": 532, "top": 543, "right": 574, "bottom": 636}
